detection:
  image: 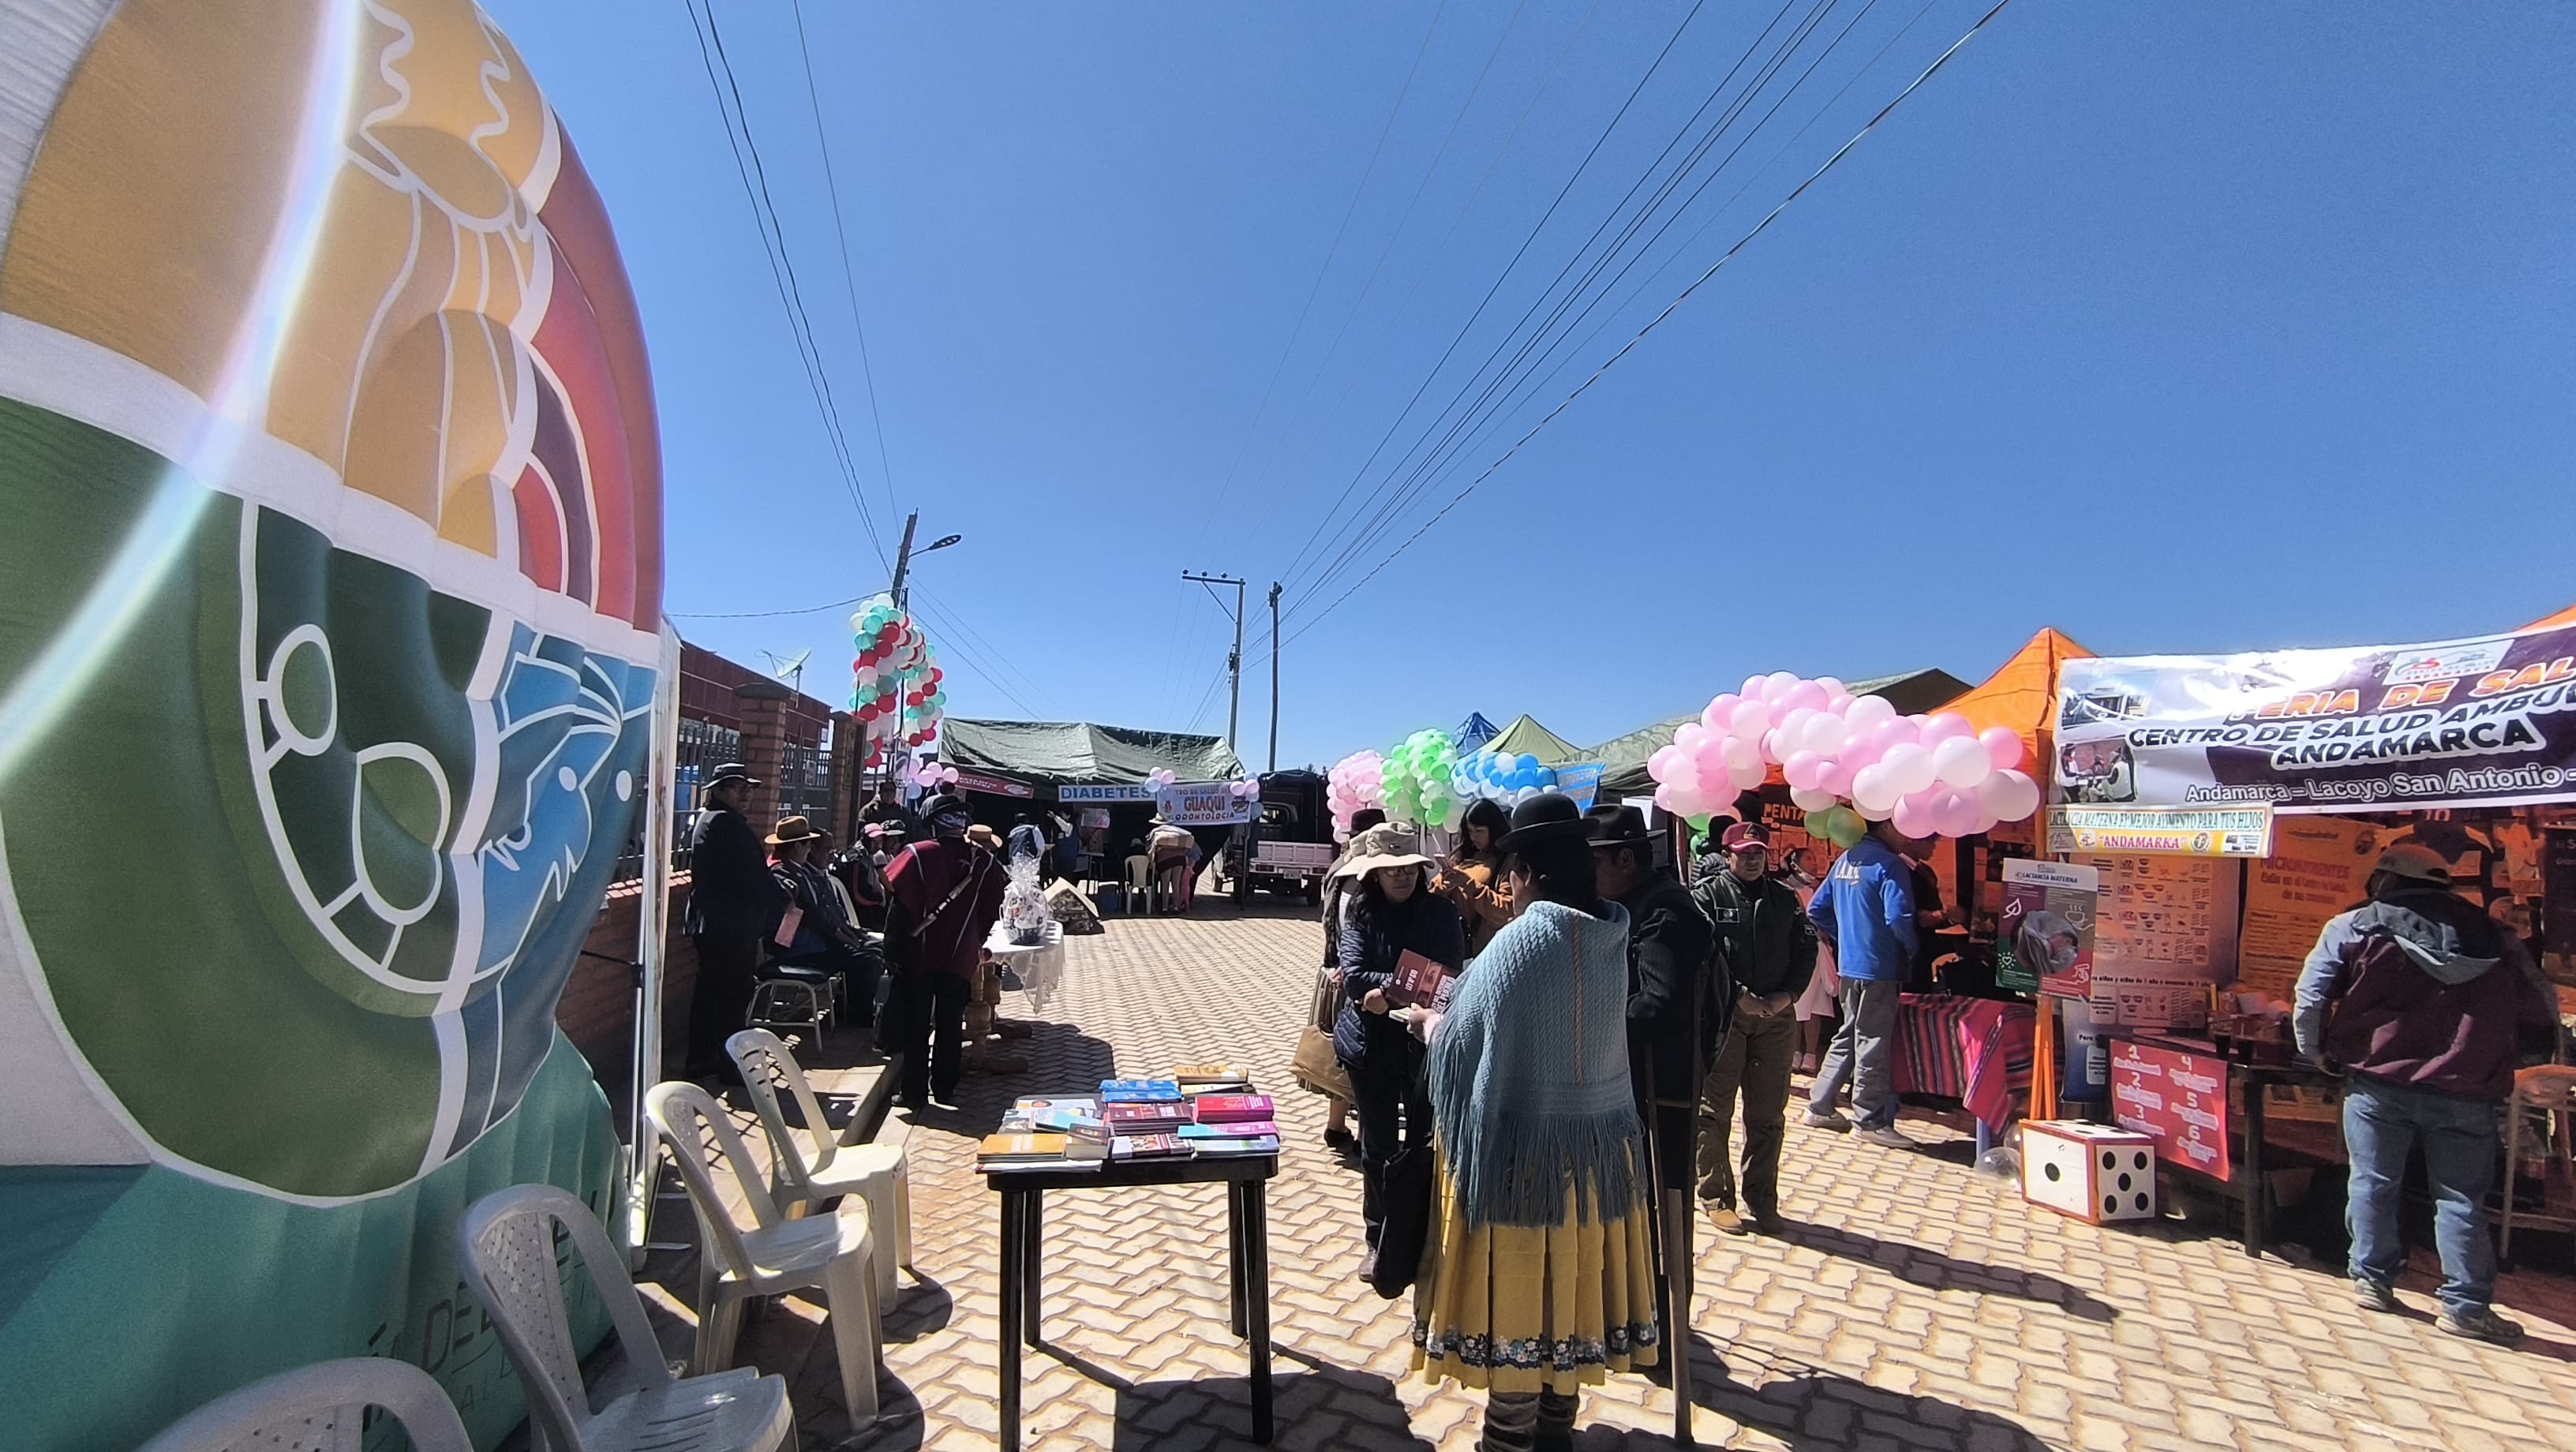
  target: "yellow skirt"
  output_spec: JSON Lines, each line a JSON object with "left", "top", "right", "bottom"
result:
{"left": 1410, "top": 1154, "right": 1661, "bottom": 1394}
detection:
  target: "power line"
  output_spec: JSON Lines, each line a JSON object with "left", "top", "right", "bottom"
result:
{"left": 908, "top": 583, "right": 1056, "bottom": 716}
{"left": 1279, "top": 0, "right": 2019, "bottom": 647}
{"left": 679, "top": 0, "right": 890, "bottom": 567}
{"left": 789, "top": 0, "right": 903, "bottom": 525}
{"left": 1271, "top": 0, "right": 1717, "bottom": 593}
{"left": 668, "top": 593, "right": 873, "bottom": 620}
{"left": 1285, "top": 0, "right": 1878, "bottom": 619}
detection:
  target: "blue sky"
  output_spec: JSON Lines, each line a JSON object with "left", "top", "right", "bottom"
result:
{"left": 491, "top": 0, "right": 2576, "bottom": 770}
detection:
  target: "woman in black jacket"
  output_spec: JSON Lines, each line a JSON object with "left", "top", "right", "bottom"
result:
{"left": 1332, "top": 824, "right": 1466, "bottom": 1278}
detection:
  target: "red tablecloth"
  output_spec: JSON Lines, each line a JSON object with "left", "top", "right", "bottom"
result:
{"left": 1894, "top": 994, "right": 2035, "bottom": 1132}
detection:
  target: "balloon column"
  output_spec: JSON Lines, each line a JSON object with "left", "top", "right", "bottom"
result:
{"left": 1380, "top": 728, "right": 1464, "bottom": 829}
{"left": 1646, "top": 672, "right": 2042, "bottom": 844}
{"left": 908, "top": 759, "right": 960, "bottom": 793}
{"left": 1453, "top": 749, "right": 1556, "bottom": 806}
{"left": 1327, "top": 751, "right": 1386, "bottom": 839}
{"left": 848, "top": 593, "right": 948, "bottom": 769}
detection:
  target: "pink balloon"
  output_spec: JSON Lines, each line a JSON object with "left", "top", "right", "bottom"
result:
{"left": 1653, "top": 783, "right": 1679, "bottom": 813}
{"left": 1818, "top": 759, "right": 1856, "bottom": 796}
{"left": 1783, "top": 750, "right": 1826, "bottom": 790}
{"left": 1891, "top": 794, "right": 1935, "bottom": 840}
{"left": 1837, "top": 736, "right": 1885, "bottom": 773}
{"left": 1930, "top": 789, "right": 1977, "bottom": 838}
{"left": 1701, "top": 693, "right": 1740, "bottom": 732}
{"left": 1866, "top": 718, "right": 1917, "bottom": 757}
{"left": 1740, "top": 674, "right": 1769, "bottom": 700}
{"left": 1781, "top": 679, "right": 1829, "bottom": 713}
{"left": 1979, "top": 726, "right": 2025, "bottom": 772}
{"left": 1761, "top": 671, "right": 1799, "bottom": 703}
{"left": 1731, "top": 699, "right": 1773, "bottom": 737}
{"left": 1675, "top": 723, "right": 1709, "bottom": 758}
{"left": 1648, "top": 745, "right": 1681, "bottom": 780}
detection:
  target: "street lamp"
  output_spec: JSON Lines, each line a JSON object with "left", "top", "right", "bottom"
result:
{"left": 921, "top": 533, "right": 963, "bottom": 555}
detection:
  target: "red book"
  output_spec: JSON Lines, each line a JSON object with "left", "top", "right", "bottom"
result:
{"left": 1193, "top": 1094, "right": 1276, "bottom": 1125}
{"left": 1389, "top": 950, "right": 1451, "bottom": 1010}
{"left": 1104, "top": 1103, "right": 1189, "bottom": 1130}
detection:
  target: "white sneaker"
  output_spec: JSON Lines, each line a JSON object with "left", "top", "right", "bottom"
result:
{"left": 1803, "top": 1111, "right": 1852, "bottom": 1132}
{"left": 1858, "top": 1125, "right": 1914, "bottom": 1148}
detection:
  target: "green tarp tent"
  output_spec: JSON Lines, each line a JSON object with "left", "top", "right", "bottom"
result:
{"left": 1481, "top": 713, "right": 1585, "bottom": 766}
{"left": 1585, "top": 667, "right": 1971, "bottom": 796}
{"left": 942, "top": 719, "right": 1245, "bottom": 786}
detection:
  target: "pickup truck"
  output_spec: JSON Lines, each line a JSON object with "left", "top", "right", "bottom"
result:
{"left": 1247, "top": 839, "right": 1335, "bottom": 903}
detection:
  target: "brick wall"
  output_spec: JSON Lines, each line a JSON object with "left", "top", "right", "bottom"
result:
{"left": 556, "top": 874, "right": 700, "bottom": 1129}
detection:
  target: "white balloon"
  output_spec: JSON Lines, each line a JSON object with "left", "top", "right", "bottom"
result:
{"left": 1802, "top": 713, "right": 1848, "bottom": 755}
{"left": 1932, "top": 735, "right": 1992, "bottom": 790}
{"left": 1729, "top": 760, "right": 1769, "bottom": 793}
{"left": 1881, "top": 742, "right": 1938, "bottom": 796}
{"left": 1992, "top": 769, "right": 2042, "bottom": 821}
{"left": 1788, "top": 784, "right": 1838, "bottom": 811}
{"left": 1720, "top": 736, "right": 1762, "bottom": 777}
{"left": 1844, "top": 694, "right": 1896, "bottom": 731}
{"left": 1850, "top": 764, "right": 1900, "bottom": 814}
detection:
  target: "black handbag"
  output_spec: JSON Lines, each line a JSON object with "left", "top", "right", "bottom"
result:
{"left": 1368, "top": 1140, "right": 1436, "bottom": 1300}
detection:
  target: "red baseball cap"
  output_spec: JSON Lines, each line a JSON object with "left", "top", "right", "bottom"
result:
{"left": 1720, "top": 822, "right": 1771, "bottom": 852}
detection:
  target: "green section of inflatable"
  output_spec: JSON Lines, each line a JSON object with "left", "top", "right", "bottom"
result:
{"left": 0, "top": 1036, "right": 623, "bottom": 1451}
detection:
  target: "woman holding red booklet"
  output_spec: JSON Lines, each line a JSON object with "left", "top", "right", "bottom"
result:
{"left": 1330, "top": 822, "right": 1466, "bottom": 1281}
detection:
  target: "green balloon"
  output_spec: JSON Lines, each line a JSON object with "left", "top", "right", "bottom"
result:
{"left": 1804, "top": 809, "right": 1831, "bottom": 838}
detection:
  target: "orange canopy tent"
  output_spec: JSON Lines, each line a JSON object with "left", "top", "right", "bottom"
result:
{"left": 2522, "top": 601, "right": 2576, "bottom": 631}
{"left": 1941, "top": 627, "right": 2095, "bottom": 783}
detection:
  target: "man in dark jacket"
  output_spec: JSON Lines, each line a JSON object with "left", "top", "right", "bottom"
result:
{"left": 2295, "top": 844, "right": 2558, "bottom": 1345}
{"left": 1589, "top": 803, "right": 1716, "bottom": 1366}
{"left": 683, "top": 764, "right": 786, "bottom": 1080}
{"left": 1691, "top": 822, "right": 1818, "bottom": 1233}
{"left": 885, "top": 794, "right": 1006, "bottom": 1112}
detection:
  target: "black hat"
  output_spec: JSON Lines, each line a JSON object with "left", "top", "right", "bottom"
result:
{"left": 1497, "top": 791, "right": 1593, "bottom": 851}
{"left": 706, "top": 762, "right": 759, "bottom": 787}
{"left": 916, "top": 792, "right": 970, "bottom": 822}
{"left": 1583, "top": 803, "right": 1652, "bottom": 851}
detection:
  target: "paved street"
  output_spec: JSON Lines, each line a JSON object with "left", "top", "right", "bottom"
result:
{"left": 687, "top": 904, "right": 2576, "bottom": 1451}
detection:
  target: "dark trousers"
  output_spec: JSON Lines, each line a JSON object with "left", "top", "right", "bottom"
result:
{"left": 777, "top": 940, "right": 884, "bottom": 1027}
{"left": 1350, "top": 1055, "right": 1431, "bottom": 1252}
{"left": 685, "top": 931, "right": 761, "bottom": 1076}
{"left": 1698, "top": 1009, "right": 1799, "bottom": 1217}
{"left": 892, "top": 968, "right": 975, "bottom": 1105}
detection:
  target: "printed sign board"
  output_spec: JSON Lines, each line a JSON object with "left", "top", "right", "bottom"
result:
{"left": 2046, "top": 805, "right": 2274, "bottom": 858}
{"left": 1995, "top": 859, "right": 2099, "bottom": 997}
{"left": 2111, "top": 1041, "right": 2231, "bottom": 1181}
{"left": 2056, "top": 627, "right": 2576, "bottom": 814}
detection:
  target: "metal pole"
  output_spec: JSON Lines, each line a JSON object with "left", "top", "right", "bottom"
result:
{"left": 1226, "top": 577, "right": 1245, "bottom": 750}
{"left": 630, "top": 621, "right": 683, "bottom": 1267}
{"left": 1266, "top": 582, "right": 1281, "bottom": 773}
{"left": 888, "top": 510, "right": 919, "bottom": 612}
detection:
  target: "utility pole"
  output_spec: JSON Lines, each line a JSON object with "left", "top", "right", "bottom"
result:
{"left": 1181, "top": 571, "right": 1247, "bottom": 750}
{"left": 1266, "top": 581, "right": 1282, "bottom": 772}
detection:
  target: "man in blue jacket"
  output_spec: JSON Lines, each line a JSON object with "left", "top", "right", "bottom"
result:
{"left": 1804, "top": 820, "right": 1920, "bottom": 1146}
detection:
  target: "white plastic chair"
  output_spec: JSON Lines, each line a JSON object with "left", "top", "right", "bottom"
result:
{"left": 647, "top": 1080, "right": 883, "bottom": 1426}
{"left": 1124, "top": 854, "right": 1153, "bottom": 914}
{"left": 726, "top": 1027, "right": 915, "bottom": 1297}
{"left": 139, "top": 1358, "right": 470, "bottom": 1452}
{"left": 455, "top": 1183, "right": 793, "bottom": 1452}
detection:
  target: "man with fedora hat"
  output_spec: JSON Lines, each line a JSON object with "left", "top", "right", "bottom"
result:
{"left": 2296, "top": 842, "right": 2557, "bottom": 1344}
{"left": 1587, "top": 800, "right": 1716, "bottom": 1352}
{"left": 683, "top": 763, "right": 787, "bottom": 1080}
{"left": 1690, "top": 821, "right": 1818, "bottom": 1234}
{"left": 766, "top": 816, "right": 885, "bottom": 1031}
{"left": 884, "top": 792, "right": 1007, "bottom": 1111}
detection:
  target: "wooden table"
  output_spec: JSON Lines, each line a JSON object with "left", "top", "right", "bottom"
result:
{"left": 983, "top": 1154, "right": 1279, "bottom": 1450}
{"left": 2125, "top": 1033, "right": 2343, "bottom": 1258}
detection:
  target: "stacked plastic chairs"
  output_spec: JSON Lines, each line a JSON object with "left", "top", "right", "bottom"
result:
{"left": 728, "top": 1027, "right": 915, "bottom": 1297}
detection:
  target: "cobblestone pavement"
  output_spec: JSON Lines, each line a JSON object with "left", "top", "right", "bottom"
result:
{"left": 683, "top": 904, "right": 2576, "bottom": 1451}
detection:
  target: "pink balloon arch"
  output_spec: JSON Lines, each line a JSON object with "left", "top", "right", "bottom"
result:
{"left": 1646, "top": 672, "right": 2042, "bottom": 846}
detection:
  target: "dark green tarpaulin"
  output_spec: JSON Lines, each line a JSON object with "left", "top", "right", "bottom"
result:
{"left": 942, "top": 719, "right": 1245, "bottom": 786}
{"left": 1584, "top": 667, "right": 1971, "bottom": 796}
{"left": 1481, "top": 713, "right": 1585, "bottom": 766}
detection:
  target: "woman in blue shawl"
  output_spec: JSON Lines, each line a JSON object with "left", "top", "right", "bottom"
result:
{"left": 1410, "top": 793, "right": 1659, "bottom": 1449}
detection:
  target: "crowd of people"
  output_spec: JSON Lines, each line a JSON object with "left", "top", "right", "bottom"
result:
{"left": 1299, "top": 782, "right": 2562, "bottom": 1445}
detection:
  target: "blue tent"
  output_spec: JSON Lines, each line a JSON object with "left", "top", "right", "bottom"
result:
{"left": 1454, "top": 713, "right": 1501, "bottom": 750}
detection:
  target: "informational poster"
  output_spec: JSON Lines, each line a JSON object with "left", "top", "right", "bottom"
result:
{"left": 2111, "top": 1041, "right": 2231, "bottom": 1181}
{"left": 1161, "top": 783, "right": 1257, "bottom": 826}
{"left": 951, "top": 769, "right": 1035, "bottom": 799}
{"left": 2238, "top": 815, "right": 2379, "bottom": 997}
{"left": 1554, "top": 763, "right": 1604, "bottom": 811}
{"left": 1995, "top": 859, "right": 2099, "bottom": 996}
{"left": 2543, "top": 830, "right": 2576, "bottom": 982}
{"left": 2055, "top": 626, "right": 2576, "bottom": 815}
{"left": 2083, "top": 852, "right": 2239, "bottom": 1027}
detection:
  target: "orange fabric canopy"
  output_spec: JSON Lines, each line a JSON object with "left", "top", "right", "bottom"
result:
{"left": 1942, "top": 627, "right": 2095, "bottom": 770}
{"left": 2522, "top": 601, "right": 2576, "bottom": 631}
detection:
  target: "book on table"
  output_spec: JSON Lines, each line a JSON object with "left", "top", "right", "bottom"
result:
{"left": 1000, "top": 1095, "right": 1103, "bottom": 1133}
{"left": 1111, "top": 1132, "right": 1188, "bottom": 1160}
{"left": 1178, "top": 1121, "right": 1278, "bottom": 1140}
{"left": 1171, "top": 1063, "right": 1253, "bottom": 1091}
{"left": 977, "top": 1133, "right": 1069, "bottom": 1165}
{"left": 1186, "top": 1134, "right": 1281, "bottom": 1158}
{"left": 1100, "top": 1079, "right": 1185, "bottom": 1103}
{"left": 1103, "top": 1102, "right": 1191, "bottom": 1133}
{"left": 1191, "top": 1093, "right": 1275, "bottom": 1125}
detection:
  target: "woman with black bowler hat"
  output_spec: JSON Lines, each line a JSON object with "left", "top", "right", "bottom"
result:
{"left": 1331, "top": 821, "right": 1466, "bottom": 1280}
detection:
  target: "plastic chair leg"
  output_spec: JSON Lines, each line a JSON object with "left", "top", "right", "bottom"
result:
{"left": 894, "top": 1166, "right": 915, "bottom": 1274}
{"left": 858, "top": 1173, "right": 900, "bottom": 1299}
{"left": 697, "top": 1292, "right": 747, "bottom": 1376}
{"left": 824, "top": 1248, "right": 882, "bottom": 1425}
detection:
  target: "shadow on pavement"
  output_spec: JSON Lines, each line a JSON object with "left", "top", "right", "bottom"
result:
{"left": 892, "top": 1013, "right": 1119, "bottom": 1143}
{"left": 1111, "top": 1365, "right": 1433, "bottom": 1450}
{"left": 1765, "top": 1218, "right": 2120, "bottom": 1323}
{"left": 1550, "top": 1332, "right": 2052, "bottom": 1451}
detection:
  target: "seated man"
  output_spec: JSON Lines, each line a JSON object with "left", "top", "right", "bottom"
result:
{"left": 764, "top": 816, "right": 883, "bottom": 1030}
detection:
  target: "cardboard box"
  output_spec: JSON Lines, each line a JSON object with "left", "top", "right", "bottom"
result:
{"left": 2022, "top": 1121, "right": 2158, "bottom": 1225}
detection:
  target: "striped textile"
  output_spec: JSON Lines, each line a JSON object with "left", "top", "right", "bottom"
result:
{"left": 1894, "top": 994, "right": 2036, "bottom": 1132}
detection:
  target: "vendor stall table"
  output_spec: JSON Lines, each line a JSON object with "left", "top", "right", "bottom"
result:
{"left": 983, "top": 1153, "right": 1278, "bottom": 1451}
{"left": 2125, "top": 1033, "right": 2343, "bottom": 1259}
{"left": 985, "top": 919, "right": 1065, "bottom": 1012}
{"left": 1895, "top": 994, "right": 2035, "bottom": 1153}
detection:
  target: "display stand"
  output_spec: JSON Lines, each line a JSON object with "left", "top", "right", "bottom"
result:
{"left": 983, "top": 1154, "right": 1278, "bottom": 1451}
